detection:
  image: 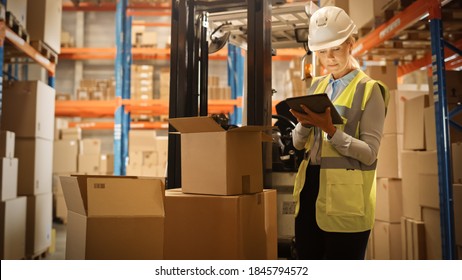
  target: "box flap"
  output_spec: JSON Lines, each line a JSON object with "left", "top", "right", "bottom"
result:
{"left": 228, "top": 126, "right": 274, "bottom": 142}
{"left": 60, "top": 176, "right": 86, "bottom": 215}
{"left": 227, "top": 125, "right": 270, "bottom": 133}
{"left": 169, "top": 117, "right": 224, "bottom": 133}
{"left": 86, "top": 177, "right": 165, "bottom": 217}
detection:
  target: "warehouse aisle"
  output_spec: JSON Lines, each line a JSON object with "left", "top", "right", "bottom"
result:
{"left": 45, "top": 223, "right": 66, "bottom": 260}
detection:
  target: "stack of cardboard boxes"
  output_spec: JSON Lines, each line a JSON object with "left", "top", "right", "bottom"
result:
{"left": 131, "top": 65, "right": 154, "bottom": 100}
{"left": 126, "top": 130, "right": 168, "bottom": 177}
{"left": 370, "top": 69, "right": 462, "bottom": 260}
{"left": 208, "top": 75, "right": 232, "bottom": 100}
{"left": 166, "top": 116, "right": 277, "bottom": 259}
{"left": 367, "top": 63, "right": 403, "bottom": 260}
{"left": 284, "top": 58, "right": 309, "bottom": 98}
{"left": 131, "top": 22, "right": 157, "bottom": 48}
{"left": 159, "top": 68, "right": 170, "bottom": 100}
{"left": 1, "top": 80, "right": 55, "bottom": 258}
{"left": 52, "top": 120, "right": 115, "bottom": 223}
{"left": 76, "top": 79, "right": 116, "bottom": 101}
{"left": 0, "top": 131, "right": 27, "bottom": 259}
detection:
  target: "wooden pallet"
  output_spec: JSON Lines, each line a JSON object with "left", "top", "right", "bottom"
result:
{"left": 30, "top": 40, "right": 59, "bottom": 63}
{"left": 5, "top": 11, "right": 30, "bottom": 44}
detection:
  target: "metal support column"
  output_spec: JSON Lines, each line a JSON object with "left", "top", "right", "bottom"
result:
{"left": 247, "top": 0, "right": 272, "bottom": 186}
{"left": 167, "top": 0, "right": 194, "bottom": 189}
{"left": 114, "top": 0, "right": 130, "bottom": 175}
{"left": 247, "top": 0, "right": 272, "bottom": 126}
{"left": 429, "top": 0, "right": 456, "bottom": 260}
{"left": 199, "top": 12, "right": 209, "bottom": 117}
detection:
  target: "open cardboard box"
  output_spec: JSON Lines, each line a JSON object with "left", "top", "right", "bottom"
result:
{"left": 60, "top": 175, "right": 165, "bottom": 260}
{"left": 169, "top": 116, "right": 271, "bottom": 195}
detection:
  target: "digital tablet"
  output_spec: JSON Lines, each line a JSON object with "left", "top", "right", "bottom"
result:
{"left": 285, "top": 93, "right": 344, "bottom": 124}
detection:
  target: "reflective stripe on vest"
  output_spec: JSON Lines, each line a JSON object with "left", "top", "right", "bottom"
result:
{"left": 293, "top": 70, "right": 389, "bottom": 232}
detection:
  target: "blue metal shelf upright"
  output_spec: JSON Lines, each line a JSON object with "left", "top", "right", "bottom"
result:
{"left": 114, "top": 0, "right": 131, "bottom": 175}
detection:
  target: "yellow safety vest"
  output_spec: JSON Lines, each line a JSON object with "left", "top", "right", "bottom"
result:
{"left": 293, "top": 70, "right": 389, "bottom": 233}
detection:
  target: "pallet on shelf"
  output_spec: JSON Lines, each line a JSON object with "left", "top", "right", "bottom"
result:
{"left": 5, "top": 11, "right": 29, "bottom": 44}
{"left": 30, "top": 40, "right": 59, "bottom": 63}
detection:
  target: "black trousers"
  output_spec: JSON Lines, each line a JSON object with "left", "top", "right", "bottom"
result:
{"left": 295, "top": 165, "right": 371, "bottom": 260}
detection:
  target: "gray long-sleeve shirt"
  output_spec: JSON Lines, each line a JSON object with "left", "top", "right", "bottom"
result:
{"left": 292, "top": 71, "right": 385, "bottom": 166}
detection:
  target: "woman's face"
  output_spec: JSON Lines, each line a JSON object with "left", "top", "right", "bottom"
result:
{"left": 316, "top": 41, "right": 353, "bottom": 79}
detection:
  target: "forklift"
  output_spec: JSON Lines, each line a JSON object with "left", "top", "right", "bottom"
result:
{"left": 167, "top": 0, "right": 315, "bottom": 259}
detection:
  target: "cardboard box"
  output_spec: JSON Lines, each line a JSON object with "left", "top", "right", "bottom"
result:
{"left": 453, "top": 184, "right": 462, "bottom": 246}
{"left": 403, "top": 95, "right": 429, "bottom": 150}
{"left": 6, "top": 0, "right": 27, "bottom": 27}
{"left": 79, "top": 139, "right": 101, "bottom": 155}
{"left": 364, "top": 62, "right": 398, "bottom": 90}
{"left": 60, "top": 175, "right": 165, "bottom": 260}
{"left": 1, "top": 81, "right": 56, "bottom": 141}
{"left": 54, "top": 118, "right": 69, "bottom": 140}
{"left": 418, "top": 174, "right": 439, "bottom": 209}
{"left": 61, "top": 127, "right": 82, "bottom": 140}
{"left": 129, "top": 130, "right": 158, "bottom": 152}
{"left": 164, "top": 189, "right": 268, "bottom": 259}
{"left": 263, "top": 189, "right": 277, "bottom": 260}
{"left": 1, "top": 158, "right": 19, "bottom": 201}
{"left": 26, "top": 193, "right": 52, "bottom": 256}
{"left": 0, "top": 196, "right": 27, "bottom": 260}
{"left": 383, "top": 90, "right": 427, "bottom": 134}
{"left": 126, "top": 163, "right": 142, "bottom": 176}
{"left": 377, "top": 133, "right": 403, "bottom": 178}
{"left": 424, "top": 106, "right": 436, "bottom": 151}
{"left": 169, "top": 117, "right": 267, "bottom": 195}
{"left": 99, "top": 154, "right": 114, "bottom": 175}
{"left": 375, "top": 178, "right": 402, "bottom": 223}
{"left": 422, "top": 207, "right": 442, "bottom": 259}
{"left": 53, "top": 140, "right": 78, "bottom": 173}
{"left": 15, "top": 138, "right": 53, "bottom": 195}
{"left": 401, "top": 151, "right": 437, "bottom": 220}
{"left": 26, "top": 0, "right": 62, "bottom": 53}
{"left": 52, "top": 173, "right": 70, "bottom": 196}
{"left": 0, "top": 130, "right": 15, "bottom": 158}
{"left": 348, "top": 0, "right": 390, "bottom": 30}
{"left": 401, "top": 217, "right": 426, "bottom": 260}
{"left": 78, "top": 154, "right": 100, "bottom": 174}
{"left": 373, "top": 221, "right": 401, "bottom": 260}
{"left": 453, "top": 143, "right": 462, "bottom": 184}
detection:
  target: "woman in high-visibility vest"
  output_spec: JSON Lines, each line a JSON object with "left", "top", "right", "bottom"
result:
{"left": 290, "top": 6, "right": 389, "bottom": 259}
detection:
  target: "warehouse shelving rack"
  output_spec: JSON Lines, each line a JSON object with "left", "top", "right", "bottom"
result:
{"left": 58, "top": 0, "right": 246, "bottom": 175}
{"left": 351, "top": 0, "right": 460, "bottom": 260}
{"left": 0, "top": 0, "right": 57, "bottom": 122}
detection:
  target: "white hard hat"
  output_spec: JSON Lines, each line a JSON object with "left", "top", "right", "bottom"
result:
{"left": 308, "top": 6, "right": 357, "bottom": 51}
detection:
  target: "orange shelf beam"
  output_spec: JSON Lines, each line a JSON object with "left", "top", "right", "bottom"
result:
{"left": 352, "top": 0, "right": 430, "bottom": 57}
{"left": 55, "top": 99, "right": 121, "bottom": 118}
{"left": 397, "top": 39, "right": 462, "bottom": 77}
{"left": 63, "top": 2, "right": 171, "bottom": 12}
{"left": 56, "top": 98, "right": 243, "bottom": 118}
{"left": 68, "top": 121, "right": 169, "bottom": 130}
{"left": 59, "top": 47, "right": 229, "bottom": 61}
{"left": 4, "top": 25, "right": 56, "bottom": 75}
{"left": 132, "top": 22, "right": 171, "bottom": 27}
